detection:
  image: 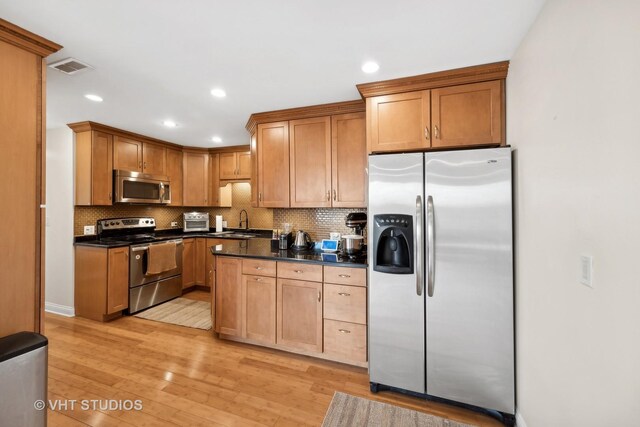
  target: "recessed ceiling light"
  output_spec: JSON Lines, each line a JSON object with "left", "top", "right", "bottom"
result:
{"left": 361, "top": 61, "right": 380, "bottom": 74}
{"left": 84, "top": 94, "right": 103, "bottom": 102}
{"left": 210, "top": 88, "right": 226, "bottom": 98}
{"left": 212, "top": 136, "right": 223, "bottom": 143}
{"left": 163, "top": 120, "right": 177, "bottom": 128}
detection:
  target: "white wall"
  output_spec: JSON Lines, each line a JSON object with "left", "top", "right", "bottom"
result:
{"left": 508, "top": 1, "right": 640, "bottom": 425}
{"left": 45, "top": 127, "right": 75, "bottom": 316}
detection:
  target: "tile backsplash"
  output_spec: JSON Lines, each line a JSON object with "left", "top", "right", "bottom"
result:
{"left": 74, "top": 182, "right": 366, "bottom": 240}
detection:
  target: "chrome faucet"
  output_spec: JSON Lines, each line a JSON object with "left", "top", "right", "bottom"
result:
{"left": 239, "top": 209, "right": 249, "bottom": 230}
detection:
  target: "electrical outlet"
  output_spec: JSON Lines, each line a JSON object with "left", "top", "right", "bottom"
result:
{"left": 580, "top": 255, "right": 593, "bottom": 288}
{"left": 171, "top": 222, "right": 178, "bottom": 227}
{"left": 84, "top": 225, "right": 95, "bottom": 235}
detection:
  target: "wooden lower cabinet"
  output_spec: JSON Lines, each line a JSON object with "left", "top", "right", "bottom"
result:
{"left": 182, "top": 238, "right": 195, "bottom": 289}
{"left": 195, "top": 238, "right": 206, "bottom": 286}
{"left": 75, "top": 246, "right": 129, "bottom": 321}
{"left": 276, "top": 278, "right": 323, "bottom": 353}
{"left": 215, "top": 257, "right": 243, "bottom": 336}
{"left": 323, "top": 319, "right": 367, "bottom": 363}
{"left": 242, "top": 275, "right": 276, "bottom": 344}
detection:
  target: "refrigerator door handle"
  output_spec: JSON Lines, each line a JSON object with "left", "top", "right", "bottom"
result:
{"left": 416, "top": 195, "right": 424, "bottom": 296}
{"left": 427, "top": 195, "right": 435, "bottom": 297}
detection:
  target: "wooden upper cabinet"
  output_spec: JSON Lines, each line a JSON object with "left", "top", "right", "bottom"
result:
{"left": 431, "top": 80, "right": 503, "bottom": 148}
{"left": 166, "top": 148, "right": 183, "bottom": 206}
{"left": 215, "top": 257, "right": 243, "bottom": 336}
{"left": 219, "top": 151, "right": 251, "bottom": 180}
{"left": 142, "top": 142, "right": 166, "bottom": 175}
{"left": 106, "top": 247, "right": 129, "bottom": 314}
{"left": 250, "top": 131, "right": 258, "bottom": 207}
{"left": 331, "top": 112, "right": 366, "bottom": 207}
{"left": 257, "top": 122, "right": 290, "bottom": 207}
{"left": 75, "top": 130, "right": 113, "bottom": 206}
{"left": 209, "top": 153, "right": 220, "bottom": 207}
{"left": 289, "top": 117, "right": 332, "bottom": 208}
{"left": 368, "top": 90, "right": 431, "bottom": 153}
{"left": 183, "top": 151, "right": 209, "bottom": 206}
{"left": 113, "top": 136, "right": 143, "bottom": 171}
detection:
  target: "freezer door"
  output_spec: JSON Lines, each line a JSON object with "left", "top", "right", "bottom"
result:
{"left": 368, "top": 153, "right": 425, "bottom": 393}
{"left": 425, "top": 147, "right": 514, "bottom": 414}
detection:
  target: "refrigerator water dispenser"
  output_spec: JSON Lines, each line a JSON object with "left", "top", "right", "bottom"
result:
{"left": 373, "top": 214, "right": 413, "bottom": 274}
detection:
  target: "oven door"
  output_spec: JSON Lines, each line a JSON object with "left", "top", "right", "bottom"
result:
{"left": 130, "top": 239, "right": 183, "bottom": 287}
{"left": 114, "top": 170, "right": 171, "bottom": 204}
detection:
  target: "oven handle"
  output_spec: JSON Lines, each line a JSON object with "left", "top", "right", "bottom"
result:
{"left": 130, "top": 239, "right": 183, "bottom": 252}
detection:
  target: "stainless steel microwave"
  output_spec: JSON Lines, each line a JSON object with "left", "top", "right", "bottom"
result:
{"left": 114, "top": 170, "right": 171, "bottom": 204}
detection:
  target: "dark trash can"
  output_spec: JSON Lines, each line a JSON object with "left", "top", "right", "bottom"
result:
{"left": 0, "top": 332, "right": 48, "bottom": 427}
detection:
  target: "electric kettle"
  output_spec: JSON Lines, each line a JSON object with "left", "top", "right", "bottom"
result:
{"left": 292, "top": 230, "right": 313, "bottom": 251}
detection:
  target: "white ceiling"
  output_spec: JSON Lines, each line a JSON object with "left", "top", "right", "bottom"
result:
{"left": 0, "top": 0, "right": 545, "bottom": 147}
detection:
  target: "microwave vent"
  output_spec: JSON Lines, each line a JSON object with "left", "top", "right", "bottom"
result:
{"left": 48, "top": 58, "right": 93, "bottom": 75}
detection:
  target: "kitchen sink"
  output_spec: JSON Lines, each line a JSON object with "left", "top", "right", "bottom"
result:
{"left": 206, "top": 231, "right": 257, "bottom": 239}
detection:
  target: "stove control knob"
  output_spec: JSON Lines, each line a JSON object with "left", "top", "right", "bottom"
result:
{"left": 110, "top": 222, "right": 115, "bottom": 226}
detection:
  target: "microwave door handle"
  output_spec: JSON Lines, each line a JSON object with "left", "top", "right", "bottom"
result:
{"left": 159, "top": 182, "right": 165, "bottom": 203}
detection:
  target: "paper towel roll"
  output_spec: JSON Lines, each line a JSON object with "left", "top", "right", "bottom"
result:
{"left": 215, "top": 215, "right": 223, "bottom": 232}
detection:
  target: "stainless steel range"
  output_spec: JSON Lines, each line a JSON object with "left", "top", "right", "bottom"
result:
{"left": 97, "top": 217, "right": 183, "bottom": 314}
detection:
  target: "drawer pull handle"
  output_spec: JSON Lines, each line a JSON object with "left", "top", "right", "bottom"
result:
{"left": 294, "top": 270, "right": 303, "bottom": 274}
{"left": 338, "top": 292, "right": 351, "bottom": 297}
{"left": 338, "top": 274, "right": 351, "bottom": 278}
{"left": 338, "top": 329, "right": 351, "bottom": 334}
{"left": 255, "top": 267, "right": 263, "bottom": 270}
{"left": 254, "top": 278, "right": 262, "bottom": 282}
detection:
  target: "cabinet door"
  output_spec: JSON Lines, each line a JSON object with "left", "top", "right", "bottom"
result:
{"left": 215, "top": 257, "right": 243, "bottom": 336}
{"left": 142, "top": 143, "right": 166, "bottom": 175}
{"left": 431, "top": 80, "right": 503, "bottom": 148}
{"left": 236, "top": 152, "right": 251, "bottom": 179}
{"left": 289, "top": 117, "right": 332, "bottom": 207}
{"left": 183, "top": 151, "right": 209, "bottom": 206}
{"left": 182, "top": 238, "right": 195, "bottom": 289}
{"left": 92, "top": 131, "right": 114, "bottom": 205}
{"left": 250, "top": 132, "right": 259, "bottom": 207}
{"left": 195, "top": 238, "right": 206, "bottom": 285}
{"left": 107, "top": 247, "right": 129, "bottom": 314}
{"left": 368, "top": 91, "right": 431, "bottom": 153}
{"left": 277, "top": 278, "right": 323, "bottom": 352}
{"left": 331, "top": 113, "right": 366, "bottom": 207}
{"left": 218, "top": 152, "right": 237, "bottom": 180}
{"left": 209, "top": 153, "right": 220, "bottom": 207}
{"left": 242, "top": 275, "right": 276, "bottom": 344}
{"left": 113, "top": 136, "right": 143, "bottom": 171}
{"left": 257, "top": 122, "right": 290, "bottom": 207}
{"left": 166, "top": 148, "right": 183, "bottom": 206}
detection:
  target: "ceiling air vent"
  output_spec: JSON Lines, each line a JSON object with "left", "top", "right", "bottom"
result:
{"left": 48, "top": 58, "right": 93, "bottom": 75}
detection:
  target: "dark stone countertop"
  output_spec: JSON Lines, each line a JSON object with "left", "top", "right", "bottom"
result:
{"left": 210, "top": 238, "right": 367, "bottom": 268}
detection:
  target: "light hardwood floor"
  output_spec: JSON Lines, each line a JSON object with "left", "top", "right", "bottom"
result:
{"left": 45, "top": 291, "right": 502, "bottom": 426}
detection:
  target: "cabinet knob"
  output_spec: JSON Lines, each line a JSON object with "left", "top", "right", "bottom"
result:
{"left": 424, "top": 126, "right": 430, "bottom": 140}
{"left": 108, "top": 192, "right": 112, "bottom": 200}
{"left": 254, "top": 277, "right": 263, "bottom": 282}
{"left": 333, "top": 189, "right": 337, "bottom": 201}
{"left": 337, "top": 292, "right": 351, "bottom": 297}
{"left": 294, "top": 270, "right": 303, "bottom": 274}
{"left": 255, "top": 266, "right": 263, "bottom": 270}
{"left": 434, "top": 125, "right": 440, "bottom": 139}
{"left": 318, "top": 291, "right": 321, "bottom": 302}
{"left": 326, "top": 191, "right": 330, "bottom": 201}
{"left": 338, "top": 329, "right": 351, "bottom": 334}
{"left": 258, "top": 192, "right": 262, "bottom": 202}
{"left": 144, "top": 161, "right": 147, "bottom": 169}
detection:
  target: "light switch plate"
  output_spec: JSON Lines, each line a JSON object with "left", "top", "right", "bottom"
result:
{"left": 171, "top": 222, "right": 178, "bottom": 227}
{"left": 580, "top": 255, "right": 593, "bottom": 288}
{"left": 84, "top": 225, "right": 95, "bottom": 235}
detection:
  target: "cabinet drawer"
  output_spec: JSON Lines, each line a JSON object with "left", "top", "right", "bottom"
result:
{"left": 277, "top": 262, "right": 323, "bottom": 282}
{"left": 243, "top": 258, "right": 276, "bottom": 277}
{"left": 323, "top": 319, "right": 367, "bottom": 363}
{"left": 323, "top": 284, "right": 366, "bottom": 324}
{"left": 323, "top": 266, "right": 366, "bottom": 287}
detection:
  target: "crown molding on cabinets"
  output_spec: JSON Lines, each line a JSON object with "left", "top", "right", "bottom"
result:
{"left": 356, "top": 61, "right": 509, "bottom": 98}
{"left": 245, "top": 99, "right": 365, "bottom": 134}
{"left": 0, "top": 18, "right": 62, "bottom": 57}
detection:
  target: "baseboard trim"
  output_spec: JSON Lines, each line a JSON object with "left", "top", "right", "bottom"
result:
{"left": 45, "top": 302, "right": 75, "bottom": 317}
{"left": 515, "top": 409, "right": 527, "bottom": 427}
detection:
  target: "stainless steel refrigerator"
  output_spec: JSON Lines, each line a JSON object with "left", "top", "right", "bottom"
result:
{"left": 367, "top": 147, "right": 514, "bottom": 417}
